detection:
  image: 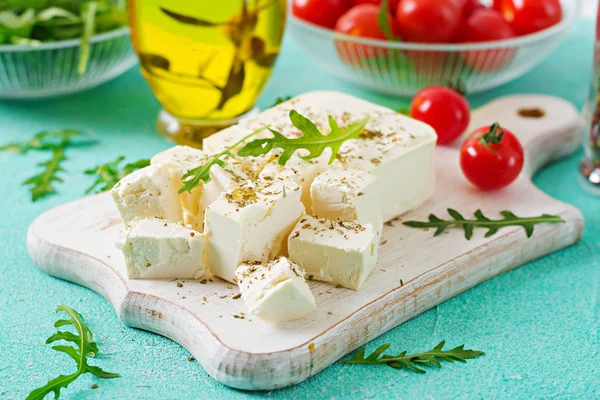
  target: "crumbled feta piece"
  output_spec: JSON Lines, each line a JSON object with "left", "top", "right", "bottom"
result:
{"left": 151, "top": 145, "right": 206, "bottom": 231}
{"left": 287, "top": 215, "right": 378, "bottom": 290}
{"left": 235, "top": 256, "right": 316, "bottom": 322}
{"left": 204, "top": 180, "right": 305, "bottom": 283}
{"left": 121, "top": 218, "right": 206, "bottom": 279}
{"left": 259, "top": 152, "right": 330, "bottom": 213}
{"left": 111, "top": 164, "right": 182, "bottom": 226}
{"left": 310, "top": 168, "right": 383, "bottom": 236}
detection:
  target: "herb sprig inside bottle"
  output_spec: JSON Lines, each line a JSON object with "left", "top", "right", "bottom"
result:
{"left": 178, "top": 110, "right": 369, "bottom": 194}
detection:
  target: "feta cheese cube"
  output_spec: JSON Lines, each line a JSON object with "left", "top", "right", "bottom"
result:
{"left": 204, "top": 180, "right": 305, "bottom": 283}
{"left": 259, "top": 152, "right": 330, "bottom": 213}
{"left": 121, "top": 218, "right": 206, "bottom": 279}
{"left": 287, "top": 215, "right": 378, "bottom": 290}
{"left": 235, "top": 256, "right": 316, "bottom": 322}
{"left": 209, "top": 154, "right": 267, "bottom": 190}
{"left": 151, "top": 146, "right": 206, "bottom": 231}
{"left": 111, "top": 165, "right": 182, "bottom": 226}
{"left": 310, "top": 168, "right": 383, "bottom": 236}
{"left": 337, "top": 117, "right": 436, "bottom": 222}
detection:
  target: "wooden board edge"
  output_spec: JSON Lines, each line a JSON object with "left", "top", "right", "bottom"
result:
{"left": 27, "top": 203, "right": 584, "bottom": 390}
{"left": 523, "top": 116, "right": 583, "bottom": 178}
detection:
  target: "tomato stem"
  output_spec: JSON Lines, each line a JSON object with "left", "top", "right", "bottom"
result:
{"left": 473, "top": 122, "right": 504, "bottom": 156}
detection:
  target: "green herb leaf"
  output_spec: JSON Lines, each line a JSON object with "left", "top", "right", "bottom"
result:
{"left": 84, "top": 156, "right": 150, "bottom": 194}
{"left": 24, "top": 144, "right": 66, "bottom": 201}
{"left": 238, "top": 110, "right": 369, "bottom": 165}
{"left": 345, "top": 341, "right": 483, "bottom": 374}
{"left": 26, "top": 305, "right": 119, "bottom": 400}
{"left": 179, "top": 127, "right": 266, "bottom": 193}
{"left": 378, "top": 0, "right": 396, "bottom": 41}
{"left": 0, "top": 129, "right": 85, "bottom": 154}
{"left": 0, "top": 2, "right": 127, "bottom": 71}
{"left": 77, "top": 1, "right": 97, "bottom": 75}
{"left": 271, "top": 96, "right": 291, "bottom": 107}
{"left": 1, "top": 129, "right": 94, "bottom": 201}
{"left": 403, "top": 208, "right": 565, "bottom": 240}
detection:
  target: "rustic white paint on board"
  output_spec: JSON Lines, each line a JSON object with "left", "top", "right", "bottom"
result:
{"left": 27, "top": 95, "right": 584, "bottom": 390}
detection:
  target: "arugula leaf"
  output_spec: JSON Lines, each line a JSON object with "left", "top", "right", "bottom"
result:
{"left": 0, "top": 129, "right": 84, "bottom": 154}
{"left": 377, "top": 0, "right": 397, "bottom": 41}
{"left": 0, "top": 1, "right": 127, "bottom": 73}
{"left": 1, "top": 129, "right": 94, "bottom": 201}
{"left": 238, "top": 110, "right": 370, "bottom": 165}
{"left": 78, "top": 1, "right": 97, "bottom": 75}
{"left": 84, "top": 156, "right": 150, "bottom": 194}
{"left": 345, "top": 341, "right": 483, "bottom": 374}
{"left": 271, "top": 95, "right": 291, "bottom": 107}
{"left": 24, "top": 143, "right": 67, "bottom": 201}
{"left": 26, "top": 305, "right": 119, "bottom": 400}
{"left": 403, "top": 208, "right": 565, "bottom": 240}
{"left": 179, "top": 127, "right": 266, "bottom": 193}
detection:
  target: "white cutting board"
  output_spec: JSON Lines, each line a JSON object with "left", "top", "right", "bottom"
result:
{"left": 27, "top": 95, "right": 584, "bottom": 390}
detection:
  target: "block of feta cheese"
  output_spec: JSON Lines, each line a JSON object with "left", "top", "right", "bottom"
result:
{"left": 310, "top": 168, "right": 383, "bottom": 236}
{"left": 203, "top": 91, "right": 436, "bottom": 222}
{"left": 151, "top": 146, "right": 206, "bottom": 231}
{"left": 235, "top": 256, "right": 316, "bottom": 322}
{"left": 121, "top": 218, "right": 206, "bottom": 279}
{"left": 287, "top": 215, "right": 378, "bottom": 290}
{"left": 204, "top": 180, "right": 305, "bottom": 283}
{"left": 112, "top": 164, "right": 182, "bottom": 226}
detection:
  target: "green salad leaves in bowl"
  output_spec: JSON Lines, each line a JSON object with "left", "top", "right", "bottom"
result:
{"left": 0, "top": 0, "right": 136, "bottom": 98}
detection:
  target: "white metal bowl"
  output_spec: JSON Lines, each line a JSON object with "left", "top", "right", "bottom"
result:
{"left": 0, "top": 26, "right": 137, "bottom": 99}
{"left": 288, "top": 0, "right": 579, "bottom": 95}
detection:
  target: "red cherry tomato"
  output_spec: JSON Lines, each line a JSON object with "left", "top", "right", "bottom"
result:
{"left": 498, "top": 0, "right": 562, "bottom": 36}
{"left": 335, "top": 4, "right": 386, "bottom": 39}
{"left": 410, "top": 86, "right": 470, "bottom": 145}
{"left": 459, "top": 8, "right": 517, "bottom": 72}
{"left": 462, "top": 0, "right": 486, "bottom": 19}
{"left": 352, "top": 0, "right": 401, "bottom": 14}
{"left": 460, "top": 123, "right": 524, "bottom": 190}
{"left": 292, "top": 0, "right": 352, "bottom": 29}
{"left": 395, "top": 0, "right": 462, "bottom": 43}
{"left": 334, "top": 4, "right": 393, "bottom": 66}
{"left": 491, "top": 0, "right": 502, "bottom": 11}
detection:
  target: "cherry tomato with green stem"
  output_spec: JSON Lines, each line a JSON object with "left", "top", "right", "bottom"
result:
{"left": 460, "top": 123, "right": 524, "bottom": 190}
{"left": 410, "top": 86, "right": 470, "bottom": 145}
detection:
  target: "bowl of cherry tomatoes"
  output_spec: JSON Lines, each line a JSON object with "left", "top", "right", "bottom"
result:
{"left": 290, "top": 0, "right": 578, "bottom": 95}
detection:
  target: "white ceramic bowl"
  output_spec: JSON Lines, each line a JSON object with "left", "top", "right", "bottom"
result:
{"left": 288, "top": 0, "right": 579, "bottom": 95}
{"left": 0, "top": 27, "right": 137, "bottom": 99}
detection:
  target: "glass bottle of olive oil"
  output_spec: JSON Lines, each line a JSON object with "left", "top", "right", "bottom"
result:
{"left": 128, "top": 0, "right": 286, "bottom": 146}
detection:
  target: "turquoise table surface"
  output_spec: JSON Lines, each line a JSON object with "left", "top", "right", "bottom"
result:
{"left": 1, "top": 20, "right": 599, "bottom": 400}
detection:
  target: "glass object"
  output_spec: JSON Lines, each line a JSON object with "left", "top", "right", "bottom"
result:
{"left": 580, "top": 6, "right": 600, "bottom": 195}
{"left": 288, "top": 0, "right": 577, "bottom": 96}
{"left": 128, "top": 0, "right": 286, "bottom": 147}
{"left": 0, "top": 28, "right": 136, "bottom": 99}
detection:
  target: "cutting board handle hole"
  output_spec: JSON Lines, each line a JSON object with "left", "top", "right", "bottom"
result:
{"left": 517, "top": 107, "right": 546, "bottom": 118}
